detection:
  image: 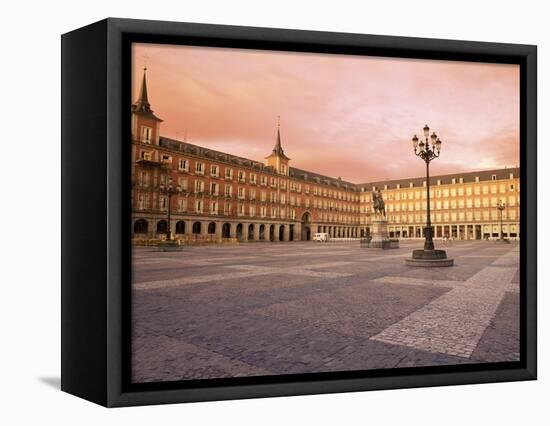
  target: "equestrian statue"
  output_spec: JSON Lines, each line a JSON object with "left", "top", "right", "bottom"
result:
{"left": 372, "top": 187, "right": 386, "bottom": 217}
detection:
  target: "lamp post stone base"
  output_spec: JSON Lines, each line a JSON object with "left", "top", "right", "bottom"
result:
{"left": 158, "top": 239, "right": 180, "bottom": 252}
{"left": 405, "top": 249, "right": 454, "bottom": 267}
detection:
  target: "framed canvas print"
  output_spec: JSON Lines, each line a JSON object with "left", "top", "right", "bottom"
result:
{"left": 61, "top": 18, "right": 537, "bottom": 407}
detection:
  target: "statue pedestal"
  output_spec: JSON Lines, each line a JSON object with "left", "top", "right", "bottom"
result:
{"left": 369, "top": 218, "right": 399, "bottom": 249}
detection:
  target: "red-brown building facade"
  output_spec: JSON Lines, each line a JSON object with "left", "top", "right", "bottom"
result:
{"left": 131, "top": 69, "right": 361, "bottom": 243}
{"left": 131, "top": 69, "right": 520, "bottom": 243}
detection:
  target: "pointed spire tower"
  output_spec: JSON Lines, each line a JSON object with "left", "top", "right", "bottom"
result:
{"left": 131, "top": 67, "right": 162, "bottom": 145}
{"left": 265, "top": 116, "right": 290, "bottom": 175}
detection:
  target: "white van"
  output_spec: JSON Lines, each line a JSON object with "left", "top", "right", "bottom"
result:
{"left": 313, "top": 232, "right": 329, "bottom": 242}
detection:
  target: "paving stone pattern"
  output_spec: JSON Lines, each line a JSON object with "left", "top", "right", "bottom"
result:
{"left": 132, "top": 240, "right": 520, "bottom": 383}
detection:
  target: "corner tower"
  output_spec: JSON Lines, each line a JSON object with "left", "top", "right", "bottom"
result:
{"left": 131, "top": 67, "right": 163, "bottom": 145}
{"left": 264, "top": 117, "right": 290, "bottom": 175}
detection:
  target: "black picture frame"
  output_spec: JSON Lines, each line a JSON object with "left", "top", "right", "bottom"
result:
{"left": 61, "top": 18, "right": 537, "bottom": 407}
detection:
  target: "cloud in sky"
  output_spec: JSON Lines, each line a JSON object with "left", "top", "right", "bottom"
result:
{"left": 132, "top": 43, "right": 519, "bottom": 183}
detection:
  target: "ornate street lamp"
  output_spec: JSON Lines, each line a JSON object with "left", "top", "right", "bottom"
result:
{"left": 406, "top": 125, "right": 453, "bottom": 266}
{"left": 159, "top": 175, "right": 181, "bottom": 250}
{"left": 496, "top": 199, "right": 508, "bottom": 242}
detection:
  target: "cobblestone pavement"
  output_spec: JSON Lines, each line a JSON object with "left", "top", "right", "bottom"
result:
{"left": 131, "top": 240, "right": 520, "bottom": 383}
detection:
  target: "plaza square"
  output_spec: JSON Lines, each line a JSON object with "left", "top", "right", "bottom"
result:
{"left": 131, "top": 240, "right": 519, "bottom": 383}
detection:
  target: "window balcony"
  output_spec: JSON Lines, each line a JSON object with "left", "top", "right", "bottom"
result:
{"left": 136, "top": 158, "right": 163, "bottom": 168}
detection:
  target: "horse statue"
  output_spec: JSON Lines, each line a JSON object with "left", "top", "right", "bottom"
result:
{"left": 372, "top": 188, "right": 386, "bottom": 217}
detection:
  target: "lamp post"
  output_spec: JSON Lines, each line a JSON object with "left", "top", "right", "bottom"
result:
{"left": 159, "top": 175, "right": 181, "bottom": 249}
{"left": 412, "top": 124, "right": 441, "bottom": 250}
{"left": 496, "top": 199, "right": 507, "bottom": 242}
{"left": 406, "top": 124, "right": 453, "bottom": 266}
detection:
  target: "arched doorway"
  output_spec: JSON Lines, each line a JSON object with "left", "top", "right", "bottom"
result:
{"left": 156, "top": 220, "right": 167, "bottom": 234}
{"left": 259, "top": 224, "right": 265, "bottom": 241}
{"left": 269, "top": 225, "right": 275, "bottom": 242}
{"left": 301, "top": 212, "right": 311, "bottom": 241}
{"left": 192, "top": 221, "right": 201, "bottom": 234}
{"left": 222, "top": 223, "right": 230, "bottom": 238}
{"left": 208, "top": 222, "right": 216, "bottom": 234}
{"left": 248, "top": 224, "right": 254, "bottom": 240}
{"left": 175, "top": 221, "right": 185, "bottom": 234}
{"left": 279, "top": 225, "right": 285, "bottom": 241}
{"left": 134, "top": 219, "right": 148, "bottom": 234}
{"left": 236, "top": 223, "right": 243, "bottom": 241}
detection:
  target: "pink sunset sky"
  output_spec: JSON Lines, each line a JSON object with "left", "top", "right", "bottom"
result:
{"left": 132, "top": 43, "right": 519, "bottom": 183}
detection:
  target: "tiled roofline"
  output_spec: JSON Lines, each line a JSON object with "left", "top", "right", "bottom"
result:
{"left": 156, "top": 136, "right": 518, "bottom": 191}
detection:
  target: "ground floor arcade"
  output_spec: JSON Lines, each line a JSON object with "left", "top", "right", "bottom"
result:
{"left": 132, "top": 214, "right": 362, "bottom": 243}
{"left": 387, "top": 222, "right": 520, "bottom": 240}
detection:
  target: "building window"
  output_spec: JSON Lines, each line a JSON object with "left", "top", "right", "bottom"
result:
{"left": 210, "top": 165, "right": 219, "bottom": 177}
{"left": 194, "top": 180, "right": 204, "bottom": 193}
{"left": 140, "top": 151, "right": 151, "bottom": 160}
{"left": 451, "top": 178, "right": 456, "bottom": 184}
{"left": 179, "top": 159, "right": 189, "bottom": 171}
{"left": 139, "top": 171, "right": 149, "bottom": 187}
{"left": 475, "top": 176, "right": 480, "bottom": 183}
{"left": 140, "top": 126, "right": 152, "bottom": 144}
{"left": 492, "top": 174, "right": 497, "bottom": 181}
{"left": 224, "top": 185, "right": 232, "bottom": 197}
{"left": 260, "top": 175, "right": 267, "bottom": 186}
{"left": 195, "top": 162, "right": 205, "bottom": 175}
{"left": 509, "top": 173, "right": 514, "bottom": 179}
{"left": 238, "top": 187, "right": 245, "bottom": 199}
{"left": 178, "top": 198, "right": 187, "bottom": 212}
{"left": 178, "top": 177, "right": 188, "bottom": 191}
{"left": 210, "top": 182, "right": 218, "bottom": 196}
{"left": 210, "top": 201, "right": 218, "bottom": 214}
{"left": 238, "top": 170, "right": 246, "bottom": 182}
{"left": 225, "top": 168, "right": 233, "bottom": 180}
{"left": 250, "top": 173, "right": 257, "bottom": 184}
